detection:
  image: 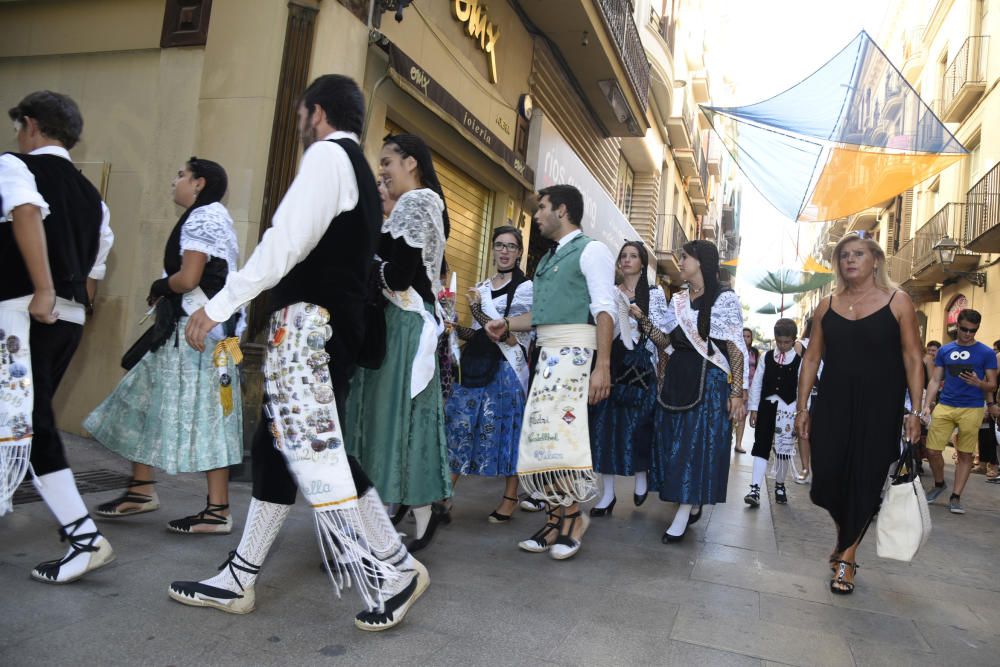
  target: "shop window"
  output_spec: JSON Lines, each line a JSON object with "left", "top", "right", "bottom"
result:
{"left": 616, "top": 154, "right": 634, "bottom": 218}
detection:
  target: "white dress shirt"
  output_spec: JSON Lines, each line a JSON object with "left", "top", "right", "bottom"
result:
{"left": 748, "top": 348, "right": 800, "bottom": 412}
{"left": 205, "top": 131, "right": 361, "bottom": 323}
{"left": 553, "top": 228, "right": 617, "bottom": 323}
{"left": 0, "top": 146, "right": 114, "bottom": 324}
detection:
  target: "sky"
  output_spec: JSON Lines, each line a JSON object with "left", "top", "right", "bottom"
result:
{"left": 702, "top": 0, "right": 892, "bottom": 336}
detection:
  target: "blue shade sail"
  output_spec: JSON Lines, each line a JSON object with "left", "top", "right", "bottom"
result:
{"left": 703, "top": 31, "right": 967, "bottom": 223}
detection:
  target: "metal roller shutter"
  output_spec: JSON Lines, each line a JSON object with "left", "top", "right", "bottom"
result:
{"left": 385, "top": 121, "right": 493, "bottom": 325}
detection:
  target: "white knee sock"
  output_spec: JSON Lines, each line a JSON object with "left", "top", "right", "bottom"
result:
{"left": 666, "top": 503, "right": 692, "bottom": 536}
{"left": 634, "top": 471, "right": 648, "bottom": 497}
{"left": 596, "top": 474, "right": 616, "bottom": 508}
{"left": 356, "top": 487, "right": 416, "bottom": 598}
{"left": 752, "top": 457, "right": 768, "bottom": 487}
{"left": 201, "top": 498, "right": 290, "bottom": 592}
{"left": 775, "top": 458, "right": 789, "bottom": 485}
{"left": 33, "top": 468, "right": 105, "bottom": 579}
{"left": 412, "top": 504, "right": 432, "bottom": 539}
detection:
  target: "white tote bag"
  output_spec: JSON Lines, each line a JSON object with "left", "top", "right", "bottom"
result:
{"left": 876, "top": 442, "right": 932, "bottom": 562}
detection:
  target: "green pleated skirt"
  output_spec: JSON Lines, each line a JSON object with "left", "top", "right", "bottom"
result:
{"left": 344, "top": 301, "right": 450, "bottom": 505}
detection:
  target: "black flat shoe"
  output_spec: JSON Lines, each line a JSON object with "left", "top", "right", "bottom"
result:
{"left": 406, "top": 509, "right": 443, "bottom": 554}
{"left": 589, "top": 496, "right": 616, "bottom": 517}
{"left": 488, "top": 495, "right": 518, "bottom": 523}
{"left": 391, "top": 504, "right": 411, "bottom": 526}
{"left": 687, "top": 506, "right": 702, "bottom": 526}
{"left": 662, "top": 526, "right": 686, "bottom": 544}
{"left": 633, "top": 491, "right": 648, "bottom": 507}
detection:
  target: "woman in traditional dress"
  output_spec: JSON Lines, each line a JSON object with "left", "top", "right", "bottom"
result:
{"left": 345, "top": 133, "right": 450, "bottom": 553}
{"left": 446, "top": 226, "right": 533, "bottom": 522}
{"left": 588, "top": 241, "right": 668, "bottom": 516}
{"left": 650, "top": 240, "right": 748, "bottom": 543}
{"left": 85, "top": 157, "right": 244, "bottom": 534}
{"left": 796, "top": 234, "right": 923, "bottom": 594}
{"left": 733, "top": 327, "right": 758, "bottom": 454}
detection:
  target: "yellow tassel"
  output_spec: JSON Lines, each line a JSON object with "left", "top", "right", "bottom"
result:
{"left": 213, "top": 338, "right": 242, "bottom": 416}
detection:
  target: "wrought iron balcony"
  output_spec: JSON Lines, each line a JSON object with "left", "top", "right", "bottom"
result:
{"left": 596, "top": 0, "right": 651, "bottom": 112}
{"left": 654, "top": 213, "right": 689, "bottom": 281}
{"left": 894, "top": 203, "right": 980, "bottom": 287}
{"left": 965, "top": 161, "right": 1000, "bottom": 252}
{"left": 941, "top": 36, "right": 989, "bottom": 122}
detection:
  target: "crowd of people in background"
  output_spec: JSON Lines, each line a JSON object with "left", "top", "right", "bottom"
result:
{"left": 3, "top": 74, "right": 990, "bottom": 631}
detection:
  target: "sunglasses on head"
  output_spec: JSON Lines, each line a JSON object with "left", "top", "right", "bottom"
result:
{"left": 958, "top": 325, "right": 979, "bottom": 334}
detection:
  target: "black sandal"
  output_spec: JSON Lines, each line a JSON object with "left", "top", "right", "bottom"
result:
{"left": 31, "top": 515, "right": 116, "bottom": 584}
{"left": 167, "top": 497, "right": 232, "bottom": 534}
{"left": 517, "top": 507, "right": 562, "bottom": 553}
{"left": 830, "top": 559, "right": 858, "bottom": 595}
{"left": 488, "top": 495, "right": 519, "bottom": 523}
{"left": 95, "top": 479, "right": 160, "bottom": 517}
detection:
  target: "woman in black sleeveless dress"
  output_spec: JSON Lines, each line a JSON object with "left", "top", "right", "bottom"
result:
{"left": 796, "top": 234, "right": 924, "bottom": 594}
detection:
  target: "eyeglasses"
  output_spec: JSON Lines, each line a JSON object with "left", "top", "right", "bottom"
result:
{"left": 493, "top": 242, "right": 519, "bottom": 252}
{"left": 958, "top": 325, "right": 979, "bottom": 334}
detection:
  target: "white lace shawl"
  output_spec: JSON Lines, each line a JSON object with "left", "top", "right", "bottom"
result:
{"left": 382, "top": 188, "right": 446, "bottom": 295}
{"left": 616, "top": 285, "right": 669, "bottom": 365}
{"left": 474, "top": 279, "right": 534, "bottom": 350}
{"left": 664, "top": 289, "right": 749, "bottom": 385}
{"left": 179, "top": 202, "right": 240, "bottom": 272}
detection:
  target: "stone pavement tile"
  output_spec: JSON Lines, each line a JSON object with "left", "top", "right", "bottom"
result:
{"left": 699, "top": 542, "right": 823, "bottom": 579}
{"left": 690, "top": 554, "right": 830, "bottom": 604}
{"left": 845, "top": 636, "right": 942, "bottom": 667}
{"left": 913, "top": 619, "right": 1000, "bottom": 656}
{"left": 883, "top": 572, "right": 1000, "bottom": 608}
{"left": 826, "top": 585, "right": 987, "bottom": 632}
{"left": 666, "top": 640, "right": 763, "bottom": 666}
{"left": 703, "top": 516, "right": 778, "bottom": 554}
{"left": 670, "top": 606, "right": 854, "bottom": 667}
{"left": 758, "top": 592, "right": 931, "bottom": 651}
{"left": 619, "top": 576, "right": 761, "bottom": 618}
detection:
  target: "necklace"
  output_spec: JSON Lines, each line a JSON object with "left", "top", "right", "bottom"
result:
{"left": 845, "top": 286, "right": 875, "bottom": 312}
{"left": 688, "top": 284, "right": 704, "bottom": 296}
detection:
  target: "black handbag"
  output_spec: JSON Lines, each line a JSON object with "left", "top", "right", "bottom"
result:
{"left": 356, "top": 266, "right": 387, "bottom": 370}
{"left": 459, "top": 330, "right": 503, "bottom": 388}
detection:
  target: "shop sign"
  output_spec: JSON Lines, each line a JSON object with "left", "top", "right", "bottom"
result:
{"left": 388, "top": 45, "right": 533, "bottom": 186}
{"left": 946, "top": 295, "right": 968, "bottom": 325}
{"left": 531, "top": 114, "right": 651, "bottom": 270}
{"left": 452, "top": 0, "right": 500, "bottom": 84}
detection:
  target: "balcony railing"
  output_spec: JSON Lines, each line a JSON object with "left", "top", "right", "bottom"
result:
{"left": 965, "top": 161, "right": 1000, "bottom": 249}
{"left": 655, "top": 213, "right": 688, "bottom": 254}
{"left": 941, "top": 36, "right": 989, "bottom": 120}
{"left": 596, "top": 0, "right": 651, "bottom": 111}
{"left": 888, "top": 203, "right": 974, "bottom": 285}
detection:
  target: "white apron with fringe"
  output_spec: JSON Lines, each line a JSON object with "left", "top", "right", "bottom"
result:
{"left": 383, "top": 287, "right": 443, "bottom": 399}
{"left": 0, "top": 301, "right": 33, "bottom": 516}
{"left": 264, "top": 302, "right": 402, "bottom": 611}
{"left": 517, "top": 324, "right": 597, "bottom": 505}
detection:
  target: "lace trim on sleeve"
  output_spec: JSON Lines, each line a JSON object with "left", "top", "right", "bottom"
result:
{"left": 638, "top": 314, "right": 670, "bottom": 350}
{"left": 180, "top": 202, "right": 240, "bottom": 271}
{"left": 381, "top": 188, "right": 446, "bottom": 295}
{"left": 454, "top": 323, "right": 476, "bottom": 341}
{"left": 469, "top": 302, "right": 491, "bottom": 327}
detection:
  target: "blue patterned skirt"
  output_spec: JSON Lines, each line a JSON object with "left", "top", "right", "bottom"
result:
{"left": 589, "top": 354, "right": 656, "bottom": 476}
{"left": 84, "top": 318, "right": 243, "bottom": 475}
{"left": 446, "top": 361, "right": 525, "bottom": 477}
{"left": 650, "top": 366, "right": 732, "bottom": 505}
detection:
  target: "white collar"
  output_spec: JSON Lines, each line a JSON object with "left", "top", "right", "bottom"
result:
{"left": 321, "top": 130, "right": 360, "bottom": 144}
{"left": 556, "top": 228, "right": 583, "bottom": 248}
{"left": 29, "top": 145, "right": 72, "bottom": 161}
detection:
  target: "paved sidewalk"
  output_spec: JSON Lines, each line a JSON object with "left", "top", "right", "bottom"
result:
{"left": 1, "top": 431, "right": 998, "bottom": 666}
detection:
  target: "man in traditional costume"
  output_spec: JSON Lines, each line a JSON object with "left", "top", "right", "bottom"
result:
{"left": 486, "top": 184, "right": 615, "bottom": 559}
{"left": 1, "top": 90, "right": 115, "bottom": 582}
{"left": 173, "top": 75, "right": 427, "bottom": 631}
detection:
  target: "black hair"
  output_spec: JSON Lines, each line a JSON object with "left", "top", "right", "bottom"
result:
{"left": 618, "top": 240, "right": 651, "bottom": 317}
{"left": 682, "top": 239, "right": 726, "bottom": 351}
{"left": 186, "top": 157, "right": 228, "bottom": 210}
{"left": 774, "top": 318, "right": 798, "bottom": 339}
{"left": 383, "top": 133, "right": 451, "bottom": 238}
{"left": 957, "top": 309, "right": 982, "bottom": 326}
{"left": 803, "top": 317, "right": 813, "bottom": 339}
{"left": 492, "top": 224, "right": 523, "bottom": 248}
{"left": 926, "top": 340, "right": 942, "bottom": 349}
{"left": 9, "top": 90, "right": 84, "bottom": 149}
{"left": 538, "top": 184, "right": 584, "bottom": 226}
{"left": 743, "top": 327, "right": 753, "bottom": 337}
{"left": 300, "top": 74, "right": 365, "bottom": 137}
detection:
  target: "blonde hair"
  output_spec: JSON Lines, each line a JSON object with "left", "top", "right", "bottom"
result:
{"left": 831, "top": 233, "right": 896, "bottom": 296}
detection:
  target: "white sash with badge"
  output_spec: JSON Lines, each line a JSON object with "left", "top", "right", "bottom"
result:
{"left": 477, "top": 281, "right": 531, "bottom": 394}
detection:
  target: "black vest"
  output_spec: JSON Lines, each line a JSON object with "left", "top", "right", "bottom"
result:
{"left": 0, "top": 153, "right": 103, "bottom": 305}
{"left": 267, "top": 138, "right": 381, "bottom": 366}
{"left": 762, "top": 349, "right": 801, "bottom": 404}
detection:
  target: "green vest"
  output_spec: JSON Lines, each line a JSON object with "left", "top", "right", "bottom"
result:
{"left": 532, "top": 232, "right": 594, "bottom": 326}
